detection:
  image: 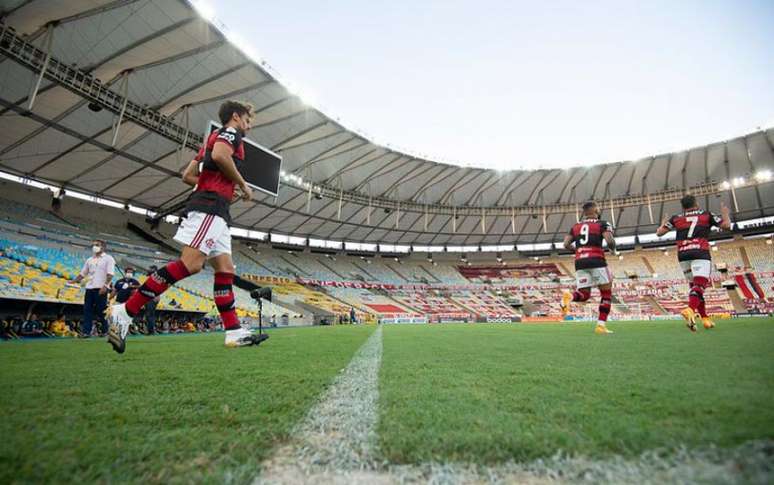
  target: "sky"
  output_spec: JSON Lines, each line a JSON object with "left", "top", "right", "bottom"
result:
{"left": 208, "top": 0, "right": 774, "bottom": 170}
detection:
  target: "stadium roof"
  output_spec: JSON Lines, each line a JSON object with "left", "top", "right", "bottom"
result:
{"left": 1, "top": 0, "right": 773, "bottom": 246}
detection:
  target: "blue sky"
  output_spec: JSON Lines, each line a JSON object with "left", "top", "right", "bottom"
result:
{"left": 206, "top": 0, "right": 774, "bottom": 170}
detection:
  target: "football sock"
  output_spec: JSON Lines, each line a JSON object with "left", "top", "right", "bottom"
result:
{"left": 599, "top": 288, "right": 612, "bottom": 322}
{"left": 688, "top": 276, "right": 708, "bottom": 314}
{"left": 572, "top": 288, "right": 591, "bottom": 302}
{"left": 125, "top": 260, "right": 190, "bottom": 317}
{"left": 214, "top": 272, "right": 240, "bottom": 331}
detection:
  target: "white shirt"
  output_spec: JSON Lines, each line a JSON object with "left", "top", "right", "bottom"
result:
{"left": 80, "top": 253, "right": 115, "bottom": 289}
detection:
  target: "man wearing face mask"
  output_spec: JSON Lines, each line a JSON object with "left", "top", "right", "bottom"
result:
{"left": 112, "top": 267, "right": 140, "bottom": 304}
{"left": 73, "top": 240, "right": 115, "bottom": 337}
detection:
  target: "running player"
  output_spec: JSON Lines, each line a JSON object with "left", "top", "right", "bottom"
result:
{"left": 560, "top": 201, "right": 616, "bottom": 334}
{"left": 106, "top": 100, "right": 265, "bottom": 353}
{"left": 656, "top": 194, "right": 731, "bottom": 331}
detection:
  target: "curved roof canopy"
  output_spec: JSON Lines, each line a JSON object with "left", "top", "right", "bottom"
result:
{"left": 1, "top": 0, "right": 772, "bottom": 246}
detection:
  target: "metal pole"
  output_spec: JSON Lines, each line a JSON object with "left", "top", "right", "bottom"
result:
{"left": 337, "top": 189, "right": 343, "bottom": 220}
{"left": 646, "top": 194, "right": 654, "bottom": 224}
{"left": 28, "top": 23, "right": 55, "bottom": 111}
{"left": 111, "top": 72, "right": 130, "bottom": 147}
{"left": 178, "top": 106, "right": 190, "bottom": 164}
{"left": 730, "top": 184, "right": 739, "bottom": 212}
{"left": 609, "top": 198, "right": 616, "bottom": 226}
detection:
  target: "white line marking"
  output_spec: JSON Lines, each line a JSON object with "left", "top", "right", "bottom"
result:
{"left": 256, "top": 326, "right": 383, "bottom": 484}
{"left": 256, "top": 325, "right": 773, "bottom": 484}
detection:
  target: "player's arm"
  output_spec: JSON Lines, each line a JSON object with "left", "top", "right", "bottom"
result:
{"left": 656, "top": 215, "right": 672, "bottom": 237}
{"left": 603, "top": 231, "right": 616, "bottom": 252}
{"left": 181, "top": 159, "right": 200, "bottom": 187}
{"left": 562, "top": 234, "right": 574, "bottom": 250}
{"left": 211, "top": 141, "right": 251, "bottom": 200}
{"left": 718, "top": 202, "right": 732, "bottom": 230}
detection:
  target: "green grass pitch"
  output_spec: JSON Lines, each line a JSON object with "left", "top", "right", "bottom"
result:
{"left": 2, "top": 319, "right": 773, "bottom": 483}
{"left": 0, "top": 326, "right": 374, "bottom": 483}
{"left": 379, "top": 319, "right": 774, "bottom": 464}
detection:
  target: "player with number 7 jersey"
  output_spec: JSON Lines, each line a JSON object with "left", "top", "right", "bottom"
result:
{"left": 657, "top": 194, "right": 731, "bottom": 331}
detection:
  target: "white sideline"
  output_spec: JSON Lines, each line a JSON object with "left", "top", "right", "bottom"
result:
{"left": 256, "top": 325, "right": 384, "bottom": 484}
{"left": 255, "top": 325, "right": 772, "bottom": 484}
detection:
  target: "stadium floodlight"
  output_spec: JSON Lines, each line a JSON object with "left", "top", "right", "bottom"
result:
{"left": 755, "top": 170, "right": 772, "bottom": 182}
{"left": 732, "top": 177, "right": 745, "bottom": 187}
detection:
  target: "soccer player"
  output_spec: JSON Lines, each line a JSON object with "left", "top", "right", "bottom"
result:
{"left": 656, "top": 194, "right": 731, "bottom": 331}
{"left": 560, "top": 201, "right": 616, "bottom": 334}
{"left": 107, "top": 100, "right": 265, "bottom": 353}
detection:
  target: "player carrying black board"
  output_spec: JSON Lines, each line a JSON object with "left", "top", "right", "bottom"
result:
{"left": 107, "top": 101, "right": 266, "bottom": 353}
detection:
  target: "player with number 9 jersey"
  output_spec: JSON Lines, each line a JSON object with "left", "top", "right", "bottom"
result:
{"left": 561, "top": 201, "right": 617, "bottom": 334}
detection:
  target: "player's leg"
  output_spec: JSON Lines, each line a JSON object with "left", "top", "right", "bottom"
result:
{"left": 561, "top": 271, "right": 592, "bottom": 316}
{"left": 594, "top": 268, "right": 613, "bottom": 334}
{"left": 209, "top": 229, "right": 267, "bottom": 347}
{"left": 691, "top": 260, "right": 715, "bottom": 329}
{"left": 106, "top": 213, "right": 215, "bottom": 353}
{"left": 107, "top": 246, "right": 205, "bottom": 353}
{"left": 678, "top": 260, "right": 699, "bottom": 331}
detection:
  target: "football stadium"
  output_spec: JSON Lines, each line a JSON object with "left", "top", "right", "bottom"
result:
{"left": 1, "top": 1, "right": 773, "bottom": 483}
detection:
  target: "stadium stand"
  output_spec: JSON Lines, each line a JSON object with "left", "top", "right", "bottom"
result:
{"left": 1, "top": 193, "right": 771, "bottom": 329}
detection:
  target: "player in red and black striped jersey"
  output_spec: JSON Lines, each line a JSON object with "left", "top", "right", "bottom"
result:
{"left": 657, "top": 194, "right": 731, "bottom": 331}
{"left": 560, "top": 201, "right": 617, "bottom": 334}
{"left": 108, "top": 101, "right": 267, "bottom": 353}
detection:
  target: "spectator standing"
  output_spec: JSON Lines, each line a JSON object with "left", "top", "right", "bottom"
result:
{"left": 73, "top": 240, "right": 115, "bottom": 337}
{"left": 112, "top": 267, "right": 140, "bottom": 304}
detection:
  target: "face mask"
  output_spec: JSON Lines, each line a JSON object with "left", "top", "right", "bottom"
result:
{"left": 125, "top": 273, "right": 134, "bottom": 279}
{"left": 92, "top": 245, "right": 101, "bottom": 254}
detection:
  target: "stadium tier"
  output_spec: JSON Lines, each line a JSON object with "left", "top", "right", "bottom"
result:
{"left": 1, "top": 196, "right": 772, "bottom": 324}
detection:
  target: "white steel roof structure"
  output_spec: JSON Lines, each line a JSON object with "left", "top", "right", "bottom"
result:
{"left": 1, "top": 0, "right": 772, "bottom": 246}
